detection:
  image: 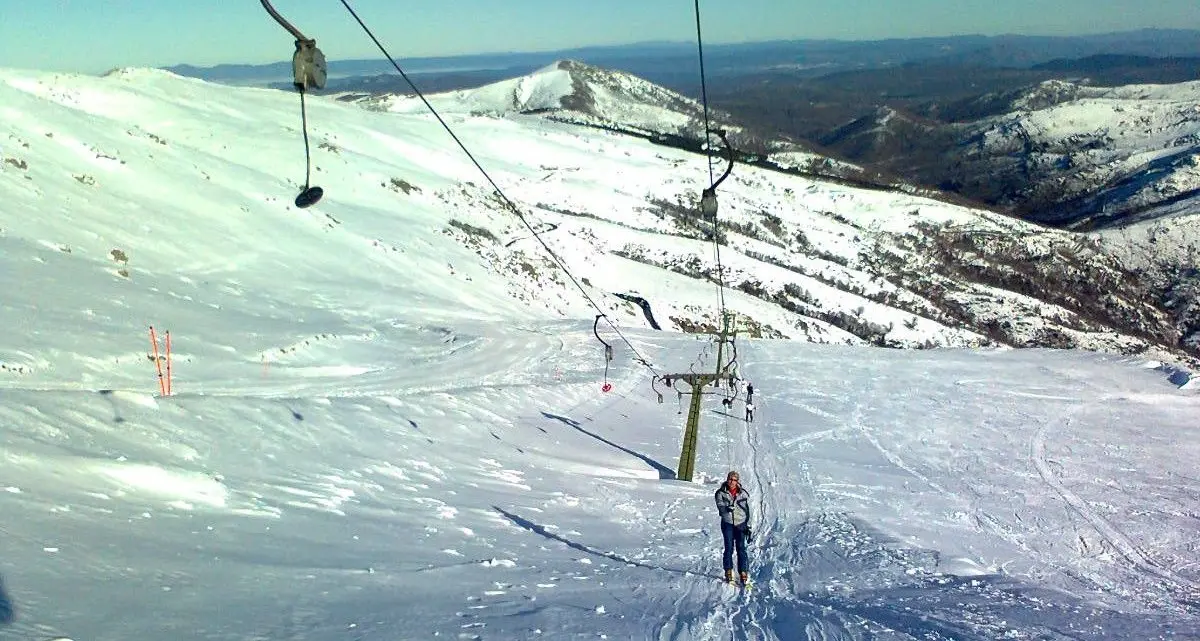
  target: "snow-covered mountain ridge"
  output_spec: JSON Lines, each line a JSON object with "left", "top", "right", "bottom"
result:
{"left": 968, "top": 79, "right": 1200, "bottom": 228}
{"left": 967, "top": 79, "right": 1200, "bottom": 350}
{"left": 356, "top": 59, "right": 869, "bottom": 183}
{"left": 363, "top": 62, "right": 1196, "bottom": 361}
{"left": 824, "top": 78, "right": 1200, "bottom": 231}
{"left": 364, "top": 60, "right": 706, "bottom": 137}
{"left": 818, "top": 77, "right": 1200, "bottom": 351}
{"left": 1, "top": 66, "right": 1195, "bottom": 371}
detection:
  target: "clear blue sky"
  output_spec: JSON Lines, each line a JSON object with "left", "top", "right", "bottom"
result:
{"left": 3, "top": 0, "right": 1199, "bottom": 73}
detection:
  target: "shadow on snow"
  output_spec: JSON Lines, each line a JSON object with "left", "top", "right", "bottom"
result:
{"left": 541, "top": 411, "right": 676, "bottom": 480}
{"left": 493, "top": 506, "right": 719, "bottom": 582}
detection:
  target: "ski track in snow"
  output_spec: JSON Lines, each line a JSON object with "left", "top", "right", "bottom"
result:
{"left": 1032, "top": 407, "right": 1200, "bottom": 600}
{"left": 685, "top": 348, "right": 1200, "bottom": 641}
{"left": 3, "top": 328, "right": 1199, "bottom": 640}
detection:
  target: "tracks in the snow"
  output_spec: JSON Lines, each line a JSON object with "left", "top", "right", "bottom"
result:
{"left": 728, "top": 399, "right": 772, "bottom": 640}
{"left": 698, "top": 391, "right": 861, "bottom": 640}
{"left": 1032, "top": 407, "right": 1200, "bottom": 598}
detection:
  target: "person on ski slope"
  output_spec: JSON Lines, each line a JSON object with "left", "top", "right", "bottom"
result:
{"left": 744, "top": 402, "right": 755, "bottom": 422}
{"left": 714, "top": 470, "right": 752, "bottom": 585}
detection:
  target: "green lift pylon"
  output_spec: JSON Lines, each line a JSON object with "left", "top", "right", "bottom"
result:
{"left": 671, "top": 313, "right": 738, "bottom": 482}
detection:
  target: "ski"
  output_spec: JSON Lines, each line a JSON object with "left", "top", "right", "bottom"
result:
{"left": 720, "top": 576, "right": 752, "bottom": 591}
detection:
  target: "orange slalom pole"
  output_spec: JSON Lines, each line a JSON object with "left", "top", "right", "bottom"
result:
{"left": 149, "top": 325, "right": 166, "bottom": 396}
{"left": 165, "top": 330, "right": 172, "bottom": 396}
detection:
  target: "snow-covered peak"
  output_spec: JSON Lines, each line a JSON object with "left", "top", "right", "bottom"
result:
{"left": 1009, "top": 79, "right": 1088, "bottom": 111}
{"left": 362, "top": 59, "right": 721, "bottom": 139}
{"left": 434, "top": 60, "right": 581, "bottom": 114}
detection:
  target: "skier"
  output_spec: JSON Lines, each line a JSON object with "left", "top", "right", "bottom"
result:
{"left": 744, "top": 402, "right": 755, "bottom": 422}
{"left": 745, "top": 382, "right": 754, "bottom": 404}
{"left": 714, "top": 470, "right": 752, "bottom": 586}
{"left": 0, "top": 573, "right": 13, "bottom": 624}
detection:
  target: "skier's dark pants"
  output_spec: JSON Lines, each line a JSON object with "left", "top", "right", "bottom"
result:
{"left": 720, "top": 521, "right": 749, "bottom": 573}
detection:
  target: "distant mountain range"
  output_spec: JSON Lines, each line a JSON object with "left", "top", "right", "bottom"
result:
{"left": 165, "top": 29, "right": 1200, "bottom": 90}
{"left": 822, "top": 78, "right": 1200, "bottom": 224}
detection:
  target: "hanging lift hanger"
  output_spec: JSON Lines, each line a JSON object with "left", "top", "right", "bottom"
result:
{"left": 698, "top": 129, "right": 735, "bottom": 220}
{"left": 593, "top": 315, "right": 615, "bottom": 393}
{"left": 259, "top": 0, "right": 327, "bottom": 208}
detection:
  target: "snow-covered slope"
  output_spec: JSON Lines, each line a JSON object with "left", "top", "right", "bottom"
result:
{"left": 966, "top": 79, "right": 1200, "bottom": 228}
{"left": 0, "top": 67, "right": 1193, "bottom": 373}
{"left": 1093, "top": 208, "right": 1200, "bottom": 350}
{"left": 1, "top": 66, "right": 1199, "bottom": 640}
{"left": 3, "top": 324, "right": 1199, "bottom": 641}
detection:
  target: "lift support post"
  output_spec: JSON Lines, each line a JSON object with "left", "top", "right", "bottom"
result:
{"left": 670, "top": 313, "right": 737, "bottom": 482}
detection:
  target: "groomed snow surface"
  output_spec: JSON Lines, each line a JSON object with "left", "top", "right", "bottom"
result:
{"left": 1, "top": 67, "right": 1198, "bottom": 640}
{"left": 2, "top": 327, "right": 1199, "bottom": 640}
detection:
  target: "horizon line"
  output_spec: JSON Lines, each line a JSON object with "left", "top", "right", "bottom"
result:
{"left": 162, "top": 27, "right": 1200, "bottom": 72}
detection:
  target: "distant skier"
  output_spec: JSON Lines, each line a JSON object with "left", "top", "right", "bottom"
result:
{"left": 744, "top": 402, "right": 755, "bottom": 422}
{"left": 0, "top": 573, "right": 13, "bottom": 624}
{"left": 745, "top": 382, "right": 754, "bottom": 404}
{"left": 714, "top": 470, "right": 752, "bottom": 586}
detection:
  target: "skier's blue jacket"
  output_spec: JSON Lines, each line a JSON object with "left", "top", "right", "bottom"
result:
{"left": 714, "top": 482, "right": 751, "bottom": 528}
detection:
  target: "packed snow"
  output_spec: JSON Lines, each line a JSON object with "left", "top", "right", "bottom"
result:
{"left": 1, "top": 66, "right": 1199, "bottom": 640}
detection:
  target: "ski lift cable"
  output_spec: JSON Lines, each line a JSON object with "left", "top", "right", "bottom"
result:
{"left": 299, "top": 89, "right": 314, "bottom": 192}
{"left": 693, "top": 0, "right": 730, "bottom": 329}
{"left": 337, "top": 0, "right": 662, "bottom": 378}
{"left": 693, "top": 0, "right": 716, "bottom": 190}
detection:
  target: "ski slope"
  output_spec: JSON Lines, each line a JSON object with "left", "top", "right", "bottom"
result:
{"left": 2, "top": 321, "right": 1199, "bottom": 640}
{"left": 1, "top": 66, "right": 1198, "bottom": 640}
